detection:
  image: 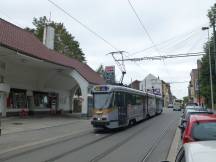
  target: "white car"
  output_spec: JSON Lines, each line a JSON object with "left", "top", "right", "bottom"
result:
{"left": 162, "top": 141, "right": 216, "bottom": 162}
{"left": 161, "top": 141, "right": 216, "bottom": 162}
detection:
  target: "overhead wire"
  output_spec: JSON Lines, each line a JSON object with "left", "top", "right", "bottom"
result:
{"left": 127, "top": 0, "right": 174, "bottom": 79}
{"left": 47, "top": 0, "right": 119, "bottom": 51}
{"left": 128, "top": 29, "right": 198, "bottom": 56}
{"left": 163, "top": 30, "right": 201, "bottom": 52}
{"left": 127, "top": 0, "right": 161, "bottom": 54}
{"left": 186, "top": 31, "right": 207, "bottom": 53}
{"left": 117, "top": 52, "right": 204, "bottom": 61}
{"left": 47, "top": 0, "right": 147, "bottom": 83}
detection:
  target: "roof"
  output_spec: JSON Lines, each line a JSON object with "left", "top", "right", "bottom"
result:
{"left": 190, "top": 114, "right": 216, "bottom": 123}
{"left": 0, "top": 18, "right": 105, "bottom": 85}
{"left": 92, "top": 85, "right": 163, "bottom": 99}
{"left": 185, "top": 141, "right": 216, "bottom": 162}
{"left": 144, "top": 73, "right": 157, "bottom": 80}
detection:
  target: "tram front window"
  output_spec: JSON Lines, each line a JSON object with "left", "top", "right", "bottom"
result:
{"left": 94, "top": 93, "right": 113, "bottom": 109}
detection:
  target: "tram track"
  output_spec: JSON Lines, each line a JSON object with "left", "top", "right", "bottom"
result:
{"left": 42, "top": 114, "right": 159, "bottom": 162}
{"left": 0, "top": 110, "right": 178, "bottom": 162}
{"left": 139, "top": 121, "right": 176, "bottom": 162}
{"left": 0, "top": 129, "right": 93, "bottom": 162}
{"left": 89, "top": 116, "right": 177, "bottom": 162}
{"left": 43, "top": 133, "right": 114, "bottom": 162}
{"left": 41, "top": 112, "right": 176, "bottom": 162}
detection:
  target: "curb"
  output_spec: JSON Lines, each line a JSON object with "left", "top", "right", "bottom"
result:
{"left": 167, "top": 127, "right": 181, "bottom": 162}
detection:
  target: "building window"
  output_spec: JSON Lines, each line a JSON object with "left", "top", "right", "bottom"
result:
{"left": 33, "top": 91, "right": 58, "bottom": 109}
{"left": 8, "top": 88, "right": 27, "bottom": 109}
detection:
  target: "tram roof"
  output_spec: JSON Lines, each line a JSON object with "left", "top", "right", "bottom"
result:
{"left": 92, "top": 85, "right": 162, "bottom": 99}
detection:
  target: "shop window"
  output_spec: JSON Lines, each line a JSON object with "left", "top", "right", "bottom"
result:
{"left": 33, "top": 91, "right": 58, "bottom": 109}
{"left": 9, "top": 88, "right": 27, "bottom": 109}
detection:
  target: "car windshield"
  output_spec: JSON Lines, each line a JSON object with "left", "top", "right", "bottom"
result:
{"left": 94, "top": 93, "right": 113, "bottom": 109}
{"left": 192, "top": 122, "right": 216, "bottom": 141}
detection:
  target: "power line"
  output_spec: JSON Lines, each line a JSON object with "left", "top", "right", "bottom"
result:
{"left": 127, "top": 0, "right": 173, "bottom": 78}
{"left": 168, "top": 81, "right": 189, "bottom": 84}
{"left": 128, "top": 30, "right": 198, "bottom": 56}
{"left": 127, "top": 0, "right": 160, "bottom": 54}
{"left": 47, "top": 0, "right": 118, "bottom": 51}
{"left": 116, "top": 52, "right": 204, "bottom": 61}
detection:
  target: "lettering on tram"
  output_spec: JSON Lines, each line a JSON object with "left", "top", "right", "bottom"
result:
{"left": 91, "top": 85, "right": 163, "bottom": 129}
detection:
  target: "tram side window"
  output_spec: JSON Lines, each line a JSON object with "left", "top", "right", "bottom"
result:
{"left": 136, "top": 95, "right": 142, "bottom": 105}
{"left": 114, "top": 92, "right": 125, "bottom": 107}
{"left": 126, "top": 93, "right": 132, "bottom": 105}
{"left": 130, "top": 95, "right": 136, "bottom": 105}
{"left": 131, "top": 95, "right": 142, "bottom": 105}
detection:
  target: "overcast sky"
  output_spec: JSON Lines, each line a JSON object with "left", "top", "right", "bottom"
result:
{"left": 1, "top": 0, "right": 215, "bottom": 99}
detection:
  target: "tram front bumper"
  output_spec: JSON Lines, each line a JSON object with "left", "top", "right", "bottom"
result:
{"left": 91, "top": 120, "right": 110, "bottom": 127}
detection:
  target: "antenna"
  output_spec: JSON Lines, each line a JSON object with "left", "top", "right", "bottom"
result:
{"left": 107, "top": 51, "right": 127, "bottom": 85}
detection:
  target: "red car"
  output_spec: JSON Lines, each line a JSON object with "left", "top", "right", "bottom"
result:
{"left": 182, "top": 114, "right": 216, "bottom": 144}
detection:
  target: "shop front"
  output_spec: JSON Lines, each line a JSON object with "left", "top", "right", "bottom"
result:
{"left": 0, "top": 18, "right": 105, "bottom": 117}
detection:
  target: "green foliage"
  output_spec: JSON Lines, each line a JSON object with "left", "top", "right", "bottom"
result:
{"left": 199, "top": 3, "right": 216, "bottom": 107}
{"left": 208, "top": 3, "right": 216, "bottom": 26}
{"left": 25, "top": 16, "right": 85, "bottom": 62}
{"left": 96, "top": 64, "right": 105, "bottom": 78}
{"left": 183, "top": 96, "right": 189, "bottom": 105}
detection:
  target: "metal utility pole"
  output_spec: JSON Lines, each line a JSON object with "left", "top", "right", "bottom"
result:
{"left": 108, "top": 51, "right": 127, "bottom": 85}
{"left": 202, "top": 27, "right": 214, "bottom": 111}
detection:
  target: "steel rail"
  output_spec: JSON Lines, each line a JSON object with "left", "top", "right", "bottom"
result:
{"left": 0, "top": 130, "right": 93, "bottom": 162}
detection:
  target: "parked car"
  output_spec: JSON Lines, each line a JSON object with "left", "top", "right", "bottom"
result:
{"left": 161, "top": 141, "right": 216, "bottom": 162}
{"left": 168, "top": 104, "right": 174, "bottom": 109}
{"left": 179, "top": 109, "right": 213, "bottom": 138}
{"left": 182, "top": 114, "right": 216, "bottom": 144}
{"left": 173, "top": 106, "right": 181, "bottom": 111}
{"left": 186, "top": 102, "right": 198, "bottom": 107}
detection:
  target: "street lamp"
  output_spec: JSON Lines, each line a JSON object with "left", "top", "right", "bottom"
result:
{"left": 202, "top": 27, "right": 214, "bottom": 111}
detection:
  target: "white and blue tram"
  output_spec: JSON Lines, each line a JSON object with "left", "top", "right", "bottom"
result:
{"left": 91, "top": 85, "right": 163, "bottom": 129}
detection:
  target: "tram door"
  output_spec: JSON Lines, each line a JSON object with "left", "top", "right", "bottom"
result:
{"left": 115, "top": 92, "right": 127, "bottom": 126}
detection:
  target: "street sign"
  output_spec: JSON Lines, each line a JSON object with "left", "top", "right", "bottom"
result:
{"left": 104, "top": 66, "right": 115, "bottom": 84}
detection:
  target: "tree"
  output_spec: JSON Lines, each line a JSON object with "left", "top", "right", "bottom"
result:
{"left": 183, "top": 96, "right": 189, "bottom": 105}
{"left": 199, "top": 40, "right": 216, "bottom": 107}
{"left": 96, "top": 64, "right": 105, "bottom": 78}
{"left": 199, "top": 3, "right": 216, "bottom": 107}
{"left": 25, "top": 16, "right": 85, "bottom": 62}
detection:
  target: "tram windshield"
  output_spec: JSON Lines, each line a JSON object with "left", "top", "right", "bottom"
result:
{"left": 94, "top": 93, "right": 113, "bottom": 109}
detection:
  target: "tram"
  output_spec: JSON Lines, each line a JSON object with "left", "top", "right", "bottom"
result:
{"left": 91, "top": 85, "right": 163, "bottom": 129}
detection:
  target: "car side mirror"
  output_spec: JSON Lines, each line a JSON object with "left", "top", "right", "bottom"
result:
{"left": 178, "top": 125, "right": 185, "bottom": 130}
{"left": 182, "top": 119, "right": 187, "bottom": 123}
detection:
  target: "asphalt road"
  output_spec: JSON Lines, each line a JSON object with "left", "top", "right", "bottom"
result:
{"left": 0, "top": 110, "right": 180, "bottom": 162}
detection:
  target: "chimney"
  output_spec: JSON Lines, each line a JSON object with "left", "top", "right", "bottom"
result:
{"left": 43, "top": 24, "right": 55, "bottom": 50}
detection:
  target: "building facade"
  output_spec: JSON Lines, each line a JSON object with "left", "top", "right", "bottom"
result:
{"left": 139, "top": 74, "right": 162, "bottom": 96}
{"left": 188, "top": 60, "right": 205, "bottom": 105}
{"left": 162, "top": 81, "right": 172, "bottom": 108}
{"left": 0, "top": 19, "right": 105, "bottom": 117}
{"left": 129, "top": 80, "right": 140, "bottom": 90}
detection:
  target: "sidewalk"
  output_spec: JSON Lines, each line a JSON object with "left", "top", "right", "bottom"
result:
{"left": 1, "top": 116, "right": 88, "bottom": 135}
{"left": 0, "top": 116, "right": 92, "bottom": 156}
